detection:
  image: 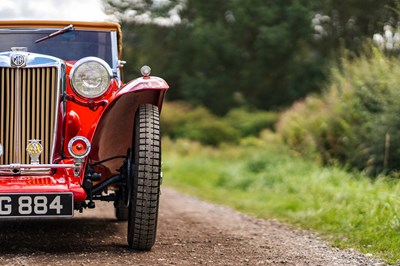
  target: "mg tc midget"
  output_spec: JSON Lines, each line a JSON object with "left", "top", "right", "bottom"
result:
{"left": 0, "top": 21, "right": 168, "bottom": 250}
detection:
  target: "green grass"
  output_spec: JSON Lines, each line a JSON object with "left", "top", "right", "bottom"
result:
{"left": 162, "top": 133, "right": 400, "bottom": 264}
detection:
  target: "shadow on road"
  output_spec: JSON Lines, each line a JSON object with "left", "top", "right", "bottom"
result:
{"left": 0, "top": 217, "right": 129, "bottom": 254}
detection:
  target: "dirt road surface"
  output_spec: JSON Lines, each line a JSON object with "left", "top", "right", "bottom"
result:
{"left": 0, "top": 188, "right": 386, "bottom": 265}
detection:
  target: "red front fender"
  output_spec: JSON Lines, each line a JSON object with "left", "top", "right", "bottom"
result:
{"left": 89, "top": 76, "right": 169, "bottom": 179}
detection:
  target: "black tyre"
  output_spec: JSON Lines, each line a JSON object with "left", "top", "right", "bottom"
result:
{"left": 116, "top": 205, "right": 129, "bottom": 221}
{"left": 115, "top": 151, "right": 131, "bottom": 221}
{"left": 115, "top": 192, "right": 129, "bottom": 221}
{"left": 127, "top": 104, "right": 161, "bottom": 250}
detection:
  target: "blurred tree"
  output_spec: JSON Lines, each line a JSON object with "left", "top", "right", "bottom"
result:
{"left": 312, "top": 0, "right": 398, "bottom": 54}
{"left": 169, "top": 0, "right": 326, "bottom": 113}
{"left": 104, "top": 0, "right": 182, "bottom": 23}
{"left": 103, "top": 0, "right": 396, "bottom": 114}
{"left": 227, "top": 0, "right": 323, "bottom": 111}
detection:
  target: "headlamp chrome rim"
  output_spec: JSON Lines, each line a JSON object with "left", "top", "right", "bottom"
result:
{"left": 70, "top": 57, "right": 113, "bottom": 99}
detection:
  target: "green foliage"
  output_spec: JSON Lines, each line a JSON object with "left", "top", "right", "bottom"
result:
{"left": 161, "top": 102, "right": 278, "bottom": 146}
{"left": 103, "top": 0, "right": 327, "bottom": 114}
{"left": 312, "top": 0, "right": 399, "bottom": 53}
{"left": 163, "top": 137, "right": 400, "bottom": 264}
{"left": 225, "top": 108, "right": 278, "bottom": 137}
{"left": 161, "top": 102, "right": 240, "bottom": 146}
{"left": 103, "top": 0, "right": 400, "bottom": 114}
{"left": 277, "top": 47, "right": 400, "bottom": 175}
{"left": 103, "top": 0, "right": 181, "bottom": 22}
{"left": 277, "top": 96, "right": 331, "bottom": 163}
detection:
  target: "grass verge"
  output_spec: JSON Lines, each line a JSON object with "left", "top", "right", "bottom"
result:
{"left": 162, "top": 133, "right": 400, "bottom": 264}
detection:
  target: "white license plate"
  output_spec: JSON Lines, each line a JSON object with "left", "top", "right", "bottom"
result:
{"left": 0, "top": 193, "right": 73, "bottom": 217}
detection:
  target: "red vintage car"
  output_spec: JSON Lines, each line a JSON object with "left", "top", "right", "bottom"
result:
{"left": 0, "top": 21, "right": 168, "bottom": 250}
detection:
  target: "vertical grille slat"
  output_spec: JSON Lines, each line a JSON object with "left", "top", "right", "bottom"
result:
{"left": 8, "top": 69, "right": 14, "bottom": 163}
{"left": 40, "top": 69, "right": 46, "bottom": 163}
{"left": 0, "top": 70, "right": 3, "bottom": 162}
{"left": 21, "top": 69, "right": 26, "bottom": 164}
{"left": 0, "top": 67, "right": 58, "bottom": 165}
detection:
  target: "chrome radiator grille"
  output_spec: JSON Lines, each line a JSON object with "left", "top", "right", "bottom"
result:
{"left": 0, "top": 67, "right": 58, "bottom": 165}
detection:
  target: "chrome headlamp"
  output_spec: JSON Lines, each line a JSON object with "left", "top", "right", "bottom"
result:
{"left": 70, "top": 57, "right": 112, "bottom": 98}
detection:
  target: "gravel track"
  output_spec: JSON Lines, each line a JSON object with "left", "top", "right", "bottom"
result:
{"left": 0, "top": 188, "right": 386, "bottom": 265}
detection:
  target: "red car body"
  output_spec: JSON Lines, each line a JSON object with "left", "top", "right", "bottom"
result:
{"left": 0, "top": 21, "right": 168, "bottom": 250}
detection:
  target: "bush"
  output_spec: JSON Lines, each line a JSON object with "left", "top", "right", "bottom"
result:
{"left": 161, "top": 102, "right": 240, "bottom": 146}
{"left": 160, "top": 101, "right": 192, "bottom": 138}
{"left": 277, "top": 96, "right": 328, "bottom": 163}
{"left": 161, "top": 102, "right": 279, "bottom": 146}
{"left": 277, "top": 47, "right": 400, "bottom": 175}
{"left": 224, "top": 108, "right": 278, "bottom": 137}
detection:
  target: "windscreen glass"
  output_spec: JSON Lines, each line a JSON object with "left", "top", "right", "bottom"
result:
{"left": 0, "top": 29, "right": 113, "bottom": 65}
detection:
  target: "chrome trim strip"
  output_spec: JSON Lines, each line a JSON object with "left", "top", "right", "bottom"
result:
{"left": 110, "top": 31, "right": 119, "bottom": 71}
{"left": 0, "top": 164, "right": 76, "bottom": 169}
{"left": 53, "top": 63, "right": 65, "bottom": 162}
{"left": 0, "top": 163, "right": 78, "bottom": 175}
{"left": 0, "top": 52, "right": 65, "bottom": 68}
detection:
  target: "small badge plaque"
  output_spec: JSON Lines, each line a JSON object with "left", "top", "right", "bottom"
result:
{"left": 10, "top": 47, "right": 28, "bottom": 67}
{"left": 26, "top": 140, "right": 43, "bottom": 164}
